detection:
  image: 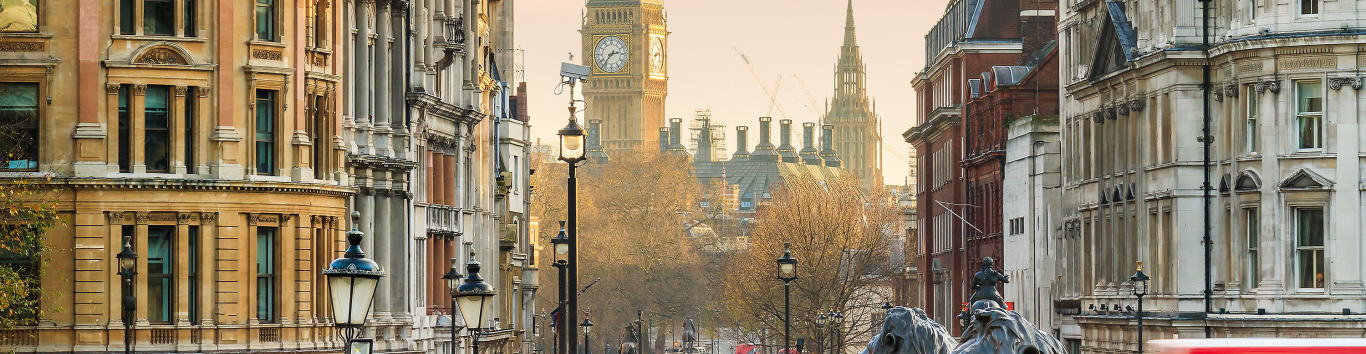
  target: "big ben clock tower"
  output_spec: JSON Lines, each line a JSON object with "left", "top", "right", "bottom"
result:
{"left": 581, "top": 0, "right": 668, "bottom": 152}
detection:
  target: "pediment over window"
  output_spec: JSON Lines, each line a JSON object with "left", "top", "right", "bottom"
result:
{"left": 1088, "top": 1, "right": 1139, "bottom": 80}
{"left": 1280, "top": 169, "right": 1333, "bottom": 190}
{"left": 130, "top": 42, "right": 194, "bottom": 66}
{"left": 1235, "top": 170, "right": 1261, "bottom": 191}
{"left": 1113, "top": 185, "right": 1123, "bottom": 203}
{"left": 1218, "top": 174, "right": 1230, "bottom": 193}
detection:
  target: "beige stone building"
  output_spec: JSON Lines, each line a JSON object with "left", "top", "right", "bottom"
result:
{"left": 1056, "top": 0, "right": 1366, "bottom": 352}
{"left": 0, "top": 0, "right": 350, "bottom": 352}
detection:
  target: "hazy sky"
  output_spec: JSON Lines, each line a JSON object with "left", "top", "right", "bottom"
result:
{"left": 514, "top": 0, "right": 952, "bottom": 185}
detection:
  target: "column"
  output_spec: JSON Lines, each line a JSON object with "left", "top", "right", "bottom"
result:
{"left": 374, "top": 170, "right": 393, "bottom": 322}
{"left": 444, "top": 154, "right": 456, "bottom": 206}
{"left": 1331, "top": 83, "right": 1363, "bottom": 294}
{"left": 105, "top": 84, "right": 121, "bottom": 173}
{"left": 391, "top": 171, "right": 411, "bottom": 322}
{"left": 390, "top": 1, "right": 408, "bottom": 150}
{"left": 132, "top": 85, "right": 147, "bottom": 174}
{"left": 175, "top": 214, "right": 192, "bottom": 326}
{"left": 134, "top": 212, "right": 149, "bottom": 328}
{"left": 354, "top": 0, "right": 374, "bottom": 154}
{"left": 373, "top": 1, "right": 393, "bottom": 157}
{"left": 199, "top": 213, "right": 217, "bottom": 327}
{"left": 173, "top": 86, "right": 188, "bottom": 174}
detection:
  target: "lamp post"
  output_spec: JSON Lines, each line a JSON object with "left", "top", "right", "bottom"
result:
{"left": 580, "top": 313, "right": 595, "bottom": 354}
{"left": 324, "top": 211, "right": 386, "bottom": 353}
{"left": 825, "top": 312, "right": 835, "bottom": 354}
{"left": 559, "top": 68, "right": 588, "bottom": 354}
{"left": 443, "top": 261, "right": 463, "bottom": 354}
{"left": 774, "top": 243, "right": 798, "bottom": 354}
{"left": 116, "top": 235, "right": 138, "bottom": 354}
{"left": 814, "top": 313, "right": 826, "bottom": 354}
{"left": 453, "top": 250, "right": 498, "bottom": 354}
{"left": 1130, "top": 261, "right": 1150, "bottom": 354}
{"left": 553, "top": 221, "right": 571, "bottom": 354}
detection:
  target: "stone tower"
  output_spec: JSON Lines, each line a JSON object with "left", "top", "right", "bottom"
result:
{"left": 581, "top": 0, "right": 669, "bottom": 153}
{"left": 824, "top": 0, "right": 883, "bottom": 191}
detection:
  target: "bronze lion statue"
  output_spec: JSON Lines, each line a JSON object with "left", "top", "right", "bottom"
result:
{"left": 862, "top": 307, "right": 957, "bottom": 354}
{"left": 862, "top": 303, "right": 1067, "bottom": 354}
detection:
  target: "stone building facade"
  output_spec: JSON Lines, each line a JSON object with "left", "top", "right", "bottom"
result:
{"left": 0, "top": 0, "right": 350, "bottom": 352}
{"left": 825, "top": 0, "right": 884, "bottom": 193}
{"left": 1055, "top": 0, "right": 1366, "bottom": 352}
{"left": 905, "top": 0, "right": 1056, "bottom": 333}
{"left": 580, "top": 0, "right": 668, "bottom": 153}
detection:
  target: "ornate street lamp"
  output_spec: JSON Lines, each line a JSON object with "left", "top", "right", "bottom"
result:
{"left": 552, "top": 221, "right": 571, "bottom": 354}
{"left": 580, "top": 314, "right": 595, "bottom": 354}
{"left": 454, "top": 251, "right": 497, "bottom": 354}
{"left": 324, "top": 212, "right": 386, "bottom": 353}
{"left": 814, "top": 313, "right": 827, "bottom": 354}
{"left": 116, "top": 235, "right": 138, "bottom": 354}
{"left": 558, "top": 69, "right": 587, "bottom": 354}
{"left": 443, "top": 259, "right": 464, "bottom": 354}
{"left": 774, "top": 243, "right": 798, "bottom": 354}
{"left": 830, "top": 312, "right": 843, "bottom": 354}
{"left": 1130, "top": 261, "right": 1151, "bottom": 354}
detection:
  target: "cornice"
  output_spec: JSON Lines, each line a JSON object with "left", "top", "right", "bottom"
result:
{"left": 904, "top": 106, "right": 962, "bottom": 145}
{"left": 39, "top": 178, "right": 356, "bottom": 196}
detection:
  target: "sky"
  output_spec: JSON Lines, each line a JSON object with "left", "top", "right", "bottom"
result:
{"left": 513, "top": 0, "right": 953, "bottom": 186}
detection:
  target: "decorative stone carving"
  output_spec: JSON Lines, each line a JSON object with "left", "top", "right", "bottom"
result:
{"left": 1129, "top": 98, "right": 1145, "bottom": 112}
{"left": 247, "top": 214, "right": 261, "bottom": 226}
{"left": 107, "top": 211, "right": 123, "bottom": 225}
{"left": 135, "top": 211, "right": 149, "bottom": 225}
{"left": 310, "top": 215, "right": 320, "bottom": 225}
{"left": 198, "top": 87, "right": 212, "bottom": 98}
{"left": 134, "top": 47, "right": 190, "bottom": 65}
{"left": 178, "top": 213, "right": 194, "bottom": 225}
{"left": 1212, "top": 88, "right": 1223, "bottom": 102}
{"left": 281, "top": 214, "right": 292, "bottom": 224}
{"left": 1106, "top": 107, "right": 1117, "bottom": 120}
{"left": 1116, "top": 102, "right": 1129, "bottom": 116}
{"left": 132, "top": 84, "right": 147, "bottom": 96}
{"left": 1328, "top": 77, "right": 1362, "bottom": 91}
{"left": 175, "top": 86, "right": 188, "bottom": 97}
{"left": 1280, "top": 56, "right": 1336, "bottom": 70}
{"left": 0, "top": 41, "right": 44, "bottom": 52}
{"left": 252, "top": 49, "right": 283, "bottom": 61}
{"left": 106, "top": 84, "right": 122, "bottom": 95}
{"left": 200, "top": 212, "right": 217, "bottom": 225}
{"left": 1224, "top": 83, "right": 1239, "bottom": 98}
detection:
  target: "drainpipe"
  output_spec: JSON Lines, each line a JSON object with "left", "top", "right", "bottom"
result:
{"left": 1200, "top": 0, "right": 1214, "bottom": 337}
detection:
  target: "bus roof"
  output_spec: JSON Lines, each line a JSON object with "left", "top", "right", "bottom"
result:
{"left": 1152, "top": 338, "right": 1366, "bottom": 348}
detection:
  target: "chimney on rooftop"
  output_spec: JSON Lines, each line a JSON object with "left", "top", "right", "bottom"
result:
{"left": 752, "top": 117, "right": 778, "bottom": 162}
{"left": 778, "top": 119, "right": 800, "bottom": 163}
{"left": 820, "top": 124, "right": 842, "bottom": 168}
{"left": 800, "top": 122, "right": 821, "bottom": 165}
{"left": 732, "top": 126, "right": 750, "bottom": 161}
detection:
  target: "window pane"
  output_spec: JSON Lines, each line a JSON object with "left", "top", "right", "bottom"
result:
{"left": 257, "top": 227, "right": 275, "bottom": 322}
{"left": 147, "top": 226, "right": 174, "bottom": 323}
{"left": 256, "top": 90, "right": 274, "bottom": 174}
{"left": 1302, "top": 0, "right": 1318, "bottom": 15}
{"left": 1299, "top": 115, "right": 1320, "bottom": 149}
{"left": 1299, "top": 249, "right": 1324, "bottom": 288}
{"left": 118, "top": 85, "right": 131, "bottom": 172}
{"left": 0, "top": 83, "right": 38, "bottom": 170}
{"left": 184, "top": 0, "right": 196, "bottom": 36}
{"left": 185, "top": 87, "right": 195, "bottom": 170}
{"left": 1297, "top": 81, "right": 1322, "bottom": 113}
{"left": 144, "top": 0, "right": 174, "bottom": 35}
{"left": 188, "top": 225, "right": 198, "bottom": 323}
{"left": 146, "top": 86, "right": 171, "bottom": 172}
{"left": 256, "top": 0, "right": 274, "bottom": 40}
{"left": 0, "top": 0, "right": 39, "bottom": 32}
{"left": 1297, "top": 208, "right": 1324, "bottom": 246}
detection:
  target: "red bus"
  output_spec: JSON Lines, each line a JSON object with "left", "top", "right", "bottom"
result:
{"left": 1151, "top": 338, "right": 1366, "bottom": 354}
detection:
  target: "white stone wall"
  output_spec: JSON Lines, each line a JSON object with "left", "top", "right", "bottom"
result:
{"left": 1002, "top": 115, "right": 1061, "bottom": 332}
{"left": 1056, "top": 0, "right": 1366, "bottom": 351}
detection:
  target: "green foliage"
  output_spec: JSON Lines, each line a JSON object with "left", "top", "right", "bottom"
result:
{"left": 0, "top": 177, "right": 60, "bottom": 328}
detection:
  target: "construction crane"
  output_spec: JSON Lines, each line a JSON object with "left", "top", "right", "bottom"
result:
{"left": 732, "top": 47, "right": 792, "bottom": 120}
{"left": 766, "top": 75, "right": 783, "bottom": 117}
{"left": 791, "top": 74, "right": 825, "bottom": 117}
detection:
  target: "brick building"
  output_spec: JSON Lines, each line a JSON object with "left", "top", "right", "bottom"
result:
{"left": 905, "top": 0, "right": 1056, "bottom": 332}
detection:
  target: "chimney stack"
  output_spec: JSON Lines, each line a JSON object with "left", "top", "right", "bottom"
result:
{"left": 820, "top": 124, "right": 842, "bottom": 168}
{"left": 800, "top": 122, "right": 821, "bottom": 165}
{"left": 778, "top": 119, "right": 800, "bottom": 163}
{"left": 667, "top": 118, "right": 689, "bottom": 157}
{"left": 752, "top": 117, "right": 778, "bottom": 162}
{"left": 732, "top": 126, "right": 750, "bottom": 161}
{"left": 659, "top": 127, "right": 670, "bottom": 153}
{"left": 587, "top": 119, "right": 609, "bottom": 162}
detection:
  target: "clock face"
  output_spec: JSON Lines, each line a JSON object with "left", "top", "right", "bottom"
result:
{"left": 594, "top": 36, "right": 629, "bottom": 73}
{"left": 649, "top": 37, "right": 665, "bottom": 74}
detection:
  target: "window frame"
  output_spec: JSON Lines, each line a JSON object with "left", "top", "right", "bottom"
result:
{"left": 116, "top": 0, "right": 200, "bottom": 38}
{"left": 256, "top": 226, "right": 278, "bottom": 323}
{"left": 254, "top": 89, "right": 277, "bottom": 176}
{"left": 143, "top": 85, "right": 172, "bottom": 173}
{"left": 1295, "top": 80, "right": 1323, "bottom": 151}
{"left": 255, "top": 0, "right": 277, "bottom": 42}
{"left": 1245, "top": 84, "right": 1258, "bottom": 154}
{"left": 145, "top": 225, "right": 175, "bottom": 324}
{"left": 1244, "top": 209, "right": 1259, "bottom": 288}
{"left": 1294, "top": 207, "right": 1326, "bottom": 291}
{"left": 1300, "top": 0, "right": 1319, "bottom": 16}
{"left": 0, "top": 82, "right": 40, "bottom": 172}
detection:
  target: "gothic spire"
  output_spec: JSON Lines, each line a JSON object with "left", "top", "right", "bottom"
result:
{"left": 843, "top": 0, "right": 857, "bottom": 48}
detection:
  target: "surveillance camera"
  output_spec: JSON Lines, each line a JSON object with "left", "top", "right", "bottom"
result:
{"left": 561, "top": 63, "right": 590, "bottom": 81}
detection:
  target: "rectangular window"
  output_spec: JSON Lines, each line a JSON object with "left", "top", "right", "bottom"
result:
{"left": 1245, "top": 86, "right": 1258, "bottom": 154}
{"left": 0, "top": 83, "right": 39, "bottom": 171}
{"left": 147, "top": 226, "right": 174, "bottom": 323}
{"left": 0, "top": 0, "right": 39, "bottom": 32}
{"left": 255, "top": 90, "right": 275, "bottom": 175}
{"left": 145, "top": 85, "right": 171, "bottom": 172}
{"left": 1245, "top": 209, "right": 1259, "bottom": 288}
{"left": 1295, "top": 208, "right": 1325, "bottom": 289}
{"left": 119, "top": 0, "right": 135, "bottom": 34}
{"left": 255, "top": 0, "right": 275, "bottom": 41}
{"left": 310, "top": 95, "right": 327, "bottom": 180}
{"left": 118, "top": 85, "right": 131, "bottom": 173}
{"left": 187, "top": 225, "right": 199, "bottom": 323}
{"left": 1296, "top": 81, "right": 1322, "bottom": 150}
{"left": 184, "top": 87, "right": 195, "bottom": 170}
{"left": 0, "top": 239, "right": 39, "bottom": 324}
{"left": 143, "top": 0, "right": 174, "bottom": 35}
{"left": 1301, "top": 0, "right": 1318, "bottom": 15}
{"left": 184, "top": 0, "right": 196, "bottom": 36}
{"left": 256, "top": 227, "right": 277, "bottom": 322}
